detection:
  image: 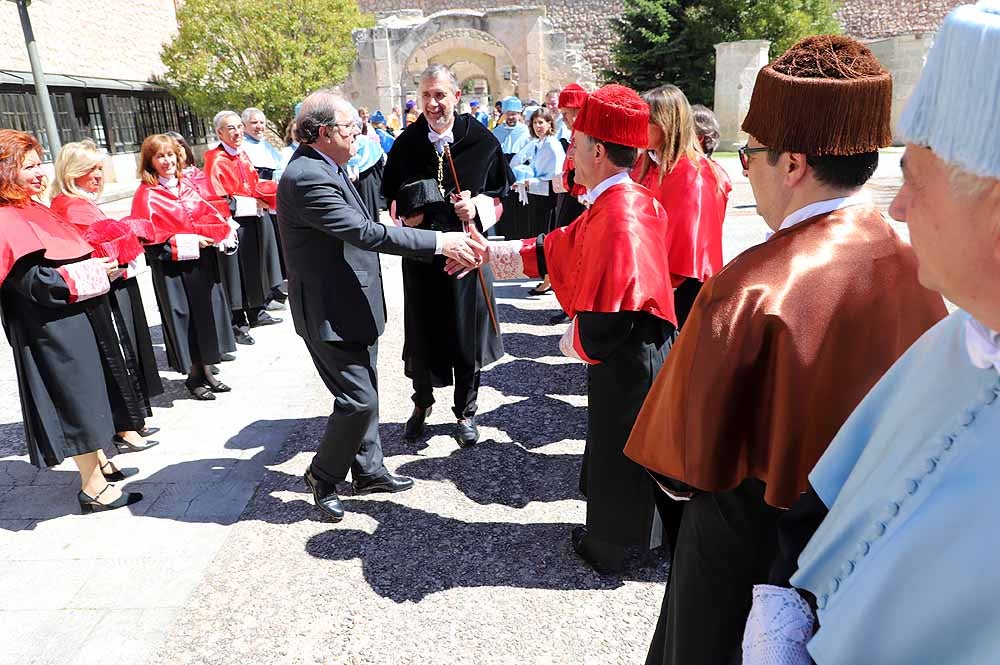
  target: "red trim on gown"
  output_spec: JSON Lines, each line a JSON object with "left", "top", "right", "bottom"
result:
{"left": 0, "top": 201, "right": 94, "bottom": 285}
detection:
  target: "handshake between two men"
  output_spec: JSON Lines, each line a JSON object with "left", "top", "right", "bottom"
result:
{"left": 400, "top": 188, "right": 492, "bottom": 276}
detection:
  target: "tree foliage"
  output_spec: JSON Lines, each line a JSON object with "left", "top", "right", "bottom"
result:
{"left": 161, "top": 0, "right": 373, "bottom": 136}
{"left": 604, "top": 0, "right": 842, "bottom": 106}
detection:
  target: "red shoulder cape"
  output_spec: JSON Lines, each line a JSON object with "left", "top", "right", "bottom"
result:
{"left": 0, "top": 201, "right": 94, "bottom": 285}
{"left": 49, "top": 194, "right": 105, "bottom": 232}
{"left": 532, "top": 182, "right": 677, "bottom": 325}
{"left": 204, "top": 146, "right": 260, "bottom": 199}
{"left": 633, "top": 153, "right": 731, "bottom": 282}
{"left": 131, "top": 181, "right": 228, "bottom": 244}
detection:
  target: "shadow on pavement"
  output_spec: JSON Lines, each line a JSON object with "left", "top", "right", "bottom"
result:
{"left": 305, "top": 499, "right": 666, "bottom": 603}
{"left": 396, "top": 439, "right": 581, "bottom": 507}
{"left": 477, "top": 395, "right": 586, "bottom": 448}
{"left": 501, "top": 332, "right": 563, "bottom": 359}
{"left": 481, "top": 358, "right": 586, "bottom": 397}
{"left": 496, "top": 302, "right": 563, "bottom": 326}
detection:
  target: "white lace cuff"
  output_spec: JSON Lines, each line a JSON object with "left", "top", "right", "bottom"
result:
{"left": 171, "top": 234, "right": 201, "bottom": 261}
{"left": 559, "top": 317, "right": 582, "bottom": 361}
{"left": 473, "top": 194, "right": 497, "bottom": 233}
{"left": 122, "top": 253, "right": 148, "bottom": 280}
{"left": 490, "top": 240, "right": 526, "bottom": 280}
{"left": 58, "top": 258, "right": 111, "bottom": 303}
{"left": 742, "top": 584, "right": 815, "bottom": 665}
{"left": 219, "top": 228, "right": 240, "bottom": 255}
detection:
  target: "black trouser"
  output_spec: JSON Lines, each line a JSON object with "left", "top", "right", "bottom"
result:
{"left": 231, "top": 307, "right": 263, "bottom": 332}
{"left": 304, "top": 338, "right": 388, "bottom": 484}
{"left": 410, "top": 365, "right": 480, "bottom": 420}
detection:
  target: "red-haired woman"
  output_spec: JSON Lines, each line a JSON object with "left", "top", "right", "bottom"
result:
{"left": 634, "top": 85, "right": 731, "bottom": 327}
{"left": 50, "top": 139, "right": 163, "bottom": 451}
{"left": 0, "top": 129, "right": 143, "bottom": 513}
{"left": 131, "top": 134, "right": 237, "bottom": 400}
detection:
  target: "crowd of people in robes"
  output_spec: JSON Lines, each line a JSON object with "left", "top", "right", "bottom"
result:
{"left": 3, "top": 2, "right": 1000, "bottom": 662}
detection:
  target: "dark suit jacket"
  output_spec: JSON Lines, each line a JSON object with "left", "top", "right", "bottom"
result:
{"left": 277, "top": 144, "right": 437, "bottom": 344}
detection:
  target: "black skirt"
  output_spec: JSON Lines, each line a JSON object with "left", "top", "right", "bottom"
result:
{"left": 147, "top": 246, "right": 236, "bottom": 373}
{"left": 526, "top": 192, "right": 556, "bottom": 239}
{"left": 220, "top": 215, "right": 268, "bottom": 311}
{"left": 109, "top": 277, "right": 163, "bottom": 409}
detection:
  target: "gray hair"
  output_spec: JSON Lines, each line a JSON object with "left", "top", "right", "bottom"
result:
{"left": 213, "top": 110, "right": 240, "bottom": 132}
{"left": 241, "top": 107, "right": 265, "bottom": 124}
{"left": 419, "top": 64, "right": 458, "bottom": 92}
{"left": 296, "top": 89, "right": 354, "bottom": 144}
{"left": 947, "top": 162, "right": 999, "bottom": 201}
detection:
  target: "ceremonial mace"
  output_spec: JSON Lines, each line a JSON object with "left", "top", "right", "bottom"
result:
{"left": 443, "top": 143, "right": 500, "bottom": 335}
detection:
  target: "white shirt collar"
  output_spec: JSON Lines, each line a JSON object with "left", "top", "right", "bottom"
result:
{"left": 965, "top": 314, "right": 1000, "bottom": 375}
{"left": 776, "top": 191, "right": 872, "bottom": 234}
{"left": 582, "top": 171, "right": 632, "bottom": 206}
{"left": 221, "top": 142, "right": 241, "bottom": 157}
{"left": 157, "top": 175, "right": 178, "bottom": 189}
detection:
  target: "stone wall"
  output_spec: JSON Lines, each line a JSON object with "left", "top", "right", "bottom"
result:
{"left": 0, "top": 0, "right": 177, "bottom": 81}
{"left": 867, "top": 33, "right": 935, "bottom": 140}
{"left": 356, "top": 0, "right": 622, "bottom": 77}
{"left": 836, "top": 0, "right": 964, "bottom": 39}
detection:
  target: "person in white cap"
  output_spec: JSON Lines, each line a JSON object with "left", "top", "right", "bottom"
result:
{"left": 741, "top": 3, "right": 1000, "bottom": 664}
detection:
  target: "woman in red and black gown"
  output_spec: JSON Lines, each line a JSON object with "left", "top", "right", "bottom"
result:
{"left": 633, "top": 85, "right": 731, "bottom": 328}
{"left": 50, "top": 139, "right": 162, "bottom": 452}
{"left": 0, "top": 130, "right": 143, "bottom": 513}
{"left": 131, "top": 134, "right": 237, "bottom": 400}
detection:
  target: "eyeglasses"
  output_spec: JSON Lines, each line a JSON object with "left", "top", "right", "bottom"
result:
{"left": 738, "top": 145, "right": 769, "bottom": 170}
{"left": 324, "top": 118, "right": 363, "bottom": 136}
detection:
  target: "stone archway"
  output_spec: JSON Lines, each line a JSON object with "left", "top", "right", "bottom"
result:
{"left": 345, "top": 9, "right": 596, "bottom": 116}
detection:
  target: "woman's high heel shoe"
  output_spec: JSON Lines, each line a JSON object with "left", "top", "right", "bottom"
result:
{"left": 113, "top": 434, "right": 159, "bottom": 453}
{"left": 206, "top": 381, "right": 231, "bottom": 393}
{"left": 78, "top": 485, "right": 143, "bottom": 514}
{"left": 185, "top": 379, "right": 216, "bottom": 401}
{"left": 100, "top": 460, "right": 139, "bottom": 482}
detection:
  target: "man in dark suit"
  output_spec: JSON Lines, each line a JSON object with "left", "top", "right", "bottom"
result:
{"left": 277, "top": 89, "right": 485, "bottom": 521}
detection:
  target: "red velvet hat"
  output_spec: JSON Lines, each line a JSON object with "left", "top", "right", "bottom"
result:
{"left": 572, "top": 84, "right": 648, "bottom": 148}
{"left": 558, "top": 83, "right": 589, "bottom": 110}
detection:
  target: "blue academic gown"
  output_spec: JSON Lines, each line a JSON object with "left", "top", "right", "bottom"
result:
{"left": 792, "top": 310, "right": 1000, "bottom": 665}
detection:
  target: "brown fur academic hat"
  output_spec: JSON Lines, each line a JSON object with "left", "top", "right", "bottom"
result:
{"left": 741, "top": 35, "right": 893, "bottom": 156}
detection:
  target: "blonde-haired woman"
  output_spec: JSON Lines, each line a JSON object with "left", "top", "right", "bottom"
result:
{"left": 50, "top": 139, "right": 163, "bottom": 452}
{"left": 131, "top": 134, "right": 237, "bottom": 400}
{"left": 633, "top": 85, "right": 731, "bottom": 327}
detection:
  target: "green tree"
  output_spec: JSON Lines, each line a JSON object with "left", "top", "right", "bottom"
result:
{"left": 604, "top": 0, "right": 842, "bottom": 106}
{"left": 161, "top": 0, "right": 373, "bottom": 137}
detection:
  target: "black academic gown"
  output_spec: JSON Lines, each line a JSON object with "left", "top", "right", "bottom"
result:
{"left": 146, "top": 243, "right": 236, "bottom": 373}
{"left": 1, "top": 255, "right": 145, "bottom": 468}
{"left": 109, "top": 276, "right": 163, "bottom": 410}
{"left": 354, "top": 158, "right": 385, "bottom": 222}
{"left": 381, "top": 114, "right": 512, "bottom": 416}
{"left": 578, "top": 311, "right": 675, "bottom": 550}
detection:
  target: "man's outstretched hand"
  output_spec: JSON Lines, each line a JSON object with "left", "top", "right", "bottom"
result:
{"left": 444, "top": 225, "right": 490, "bottom": 278}
{"left": 441, "top": 230, "right": 488, "bottom": 272}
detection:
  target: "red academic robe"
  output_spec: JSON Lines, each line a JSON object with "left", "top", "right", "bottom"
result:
{"left": 49, "top": 194, "right": 104, "bottom": 232}
{"left": 633, "top": 153, "right": 730, "bottom": 284}
{"left": 131, "top": 180, "right": 230, "bottom": 246}
{"left": 504, "top": 180, "right": 679, "bottom": 550}
{"left": 203, "top": 146, "right": 276, "bottom": 209}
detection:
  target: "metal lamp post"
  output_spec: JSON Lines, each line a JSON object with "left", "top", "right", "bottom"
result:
{"left": 11, "top": 0, "right": 62, "bottom": 156}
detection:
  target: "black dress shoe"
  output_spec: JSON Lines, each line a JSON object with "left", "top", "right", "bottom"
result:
{"left": 303, "top": 468, "right": 344, "bottom": 521}
{"left": 137, "top": 426, "right": 159, "bottom": 437}
{"left": 221, "top": 353, "right": 236, "bottom": 362}
{"left": 549, "top": 312, "right": 570, "bottom": 325}
{"left": 571, "top": 526, "right": 626, "bottom": 574}
{"left": 253, "top": 311, "right": 282, "bottom": 326}
{"left": 100, "top": 461, "right": 139, "bottom": 482}
{"left": 209, "top": 365, "right": 220, "bottom": 375}
{"left": 403, "top": 406, "right": 432, "bottom": 441}
{"left": 235, "top": 331, "right": 255, "bottom": 345}
{"left": 455, "top": 417, "right": 479, "bottom": 448}
{"left": 113, "top": 434, "right": 159, "bottom": 453}
{"left": 78, "top": 486, "right": 143, "bottom": 514}
{"left": 352, "top": 473, "right": 414, "bottom": 495}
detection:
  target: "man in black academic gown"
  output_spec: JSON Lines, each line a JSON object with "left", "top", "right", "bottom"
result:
{"left": 381, "top": 64, "right": 513, "bottom": 447}
{"left": 277, "top": 89, "right": 486, "bottom": 521}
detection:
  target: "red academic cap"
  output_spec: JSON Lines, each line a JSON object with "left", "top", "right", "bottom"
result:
{"left": 572, "top": 84, "right": 649, "bottom": 149}
{"left": 558, "top": 83, "right": 589, "bottom": 109}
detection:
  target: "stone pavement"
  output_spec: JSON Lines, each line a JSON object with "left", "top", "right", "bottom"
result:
{"left": 0, "top": 153, "right": 906, "bottom": 664}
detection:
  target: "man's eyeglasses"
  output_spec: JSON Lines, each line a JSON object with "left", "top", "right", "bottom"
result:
{"left": 324, "top": 118, "right": 363, "bottom": 136}
{"left": 738, "top": 145, "right": 769, "bottom": 170}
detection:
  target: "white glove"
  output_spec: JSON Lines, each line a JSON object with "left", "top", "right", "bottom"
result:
{"left": 219, "top": 227, "right": 240, "bottom": 255}
{"left": 742, "top": 585, "right": 815, "bottom": 665}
